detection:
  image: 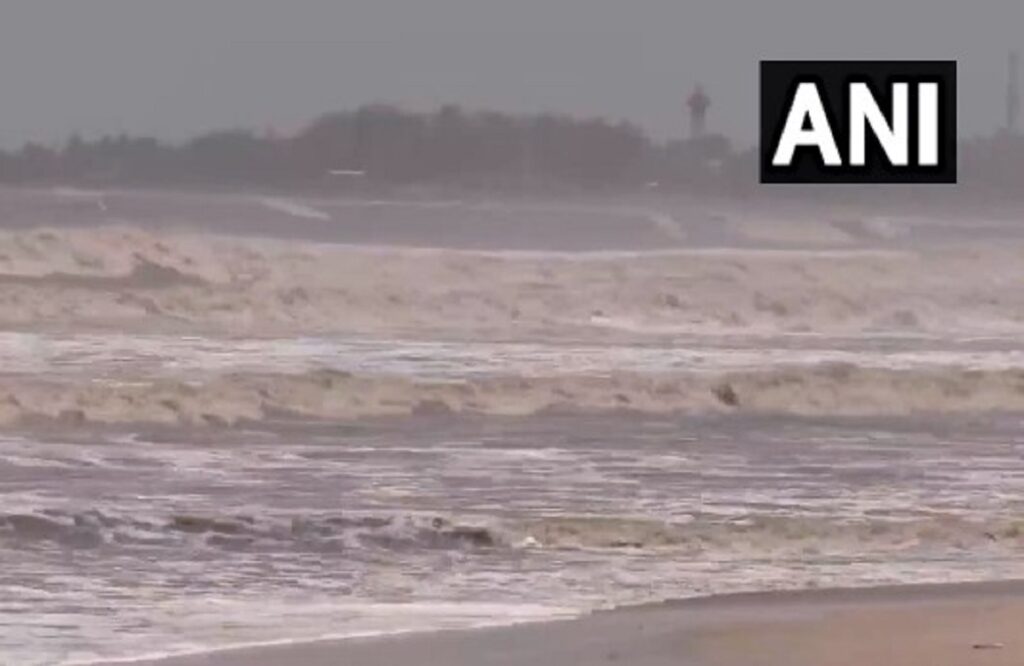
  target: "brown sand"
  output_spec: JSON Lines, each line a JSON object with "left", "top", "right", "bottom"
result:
{"left": 692, "top": 585, "right": 1024, "bottom": 666}
{"left": 115, "top": 582, "right": 1024, "bottom": 666}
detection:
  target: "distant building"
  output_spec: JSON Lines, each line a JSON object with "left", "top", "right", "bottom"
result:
{"left": 687, "top": 85, "right": 711, "bottom": 139}
{"left": 1008, "top": 51, "right": 1020, "bottom": 133}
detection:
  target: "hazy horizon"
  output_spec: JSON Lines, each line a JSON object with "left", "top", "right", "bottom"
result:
{"left": 1, "top": 0, "right": 1022, "bottom": 149}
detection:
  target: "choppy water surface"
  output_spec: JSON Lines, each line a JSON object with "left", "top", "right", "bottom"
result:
{"left": 4, "top": 412, "right": 1024, "bottom": 665}
{"left": 6, "top": 188, "right": 1024, "bottom": 664}
{"left": 3, "top": 332, "right": 1024, "bottom": 379}
{"left": 2, "top": 326, "right": 1024, "bottom": 664}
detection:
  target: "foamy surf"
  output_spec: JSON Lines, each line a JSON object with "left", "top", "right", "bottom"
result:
{"left": 4, "top": 216, "right": 1024, "bottom": 665}
{"left": 7, "top": 413, "right": 1024, "bottom": 665}
{"left": 62, "top": 602, "right": 580, "bottom": 666}
{"left": 0, "top": 225, "right": 1020, "bottom": 339}
{"left": 4, "top": 363, "right": 1024, "bottom": 427}
{"left": 256, "top": 197, "right": 332, "bottom": 221}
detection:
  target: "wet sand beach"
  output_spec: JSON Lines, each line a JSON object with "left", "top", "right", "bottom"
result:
{"left": 117, "top": 581, "right": 1024, "bottom": 666}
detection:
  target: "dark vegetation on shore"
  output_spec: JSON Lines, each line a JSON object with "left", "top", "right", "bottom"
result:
{"left": 1, "top": 103, "right": 1021, "bottom": 199}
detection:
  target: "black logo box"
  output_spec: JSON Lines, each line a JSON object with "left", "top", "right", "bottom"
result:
{"left": 760, "top": 60, "right": 957, "bottom": 184}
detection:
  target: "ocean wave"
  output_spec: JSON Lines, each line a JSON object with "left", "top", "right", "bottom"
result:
{"left": 0, "top": 226, "right": 1023, "bottom": 339}
{"left": 0, "top": 509, "right": 496, "bottom": 554}
{"left": 3, "top": 364, "right": 1024, "bottom": 426}
{"left": 4, "top": 508, "right": 1022, "bottom": 559}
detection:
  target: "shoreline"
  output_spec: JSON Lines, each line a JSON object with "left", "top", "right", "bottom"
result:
{"left": 100, "top": 580, "right": 1024, "bottom": 666}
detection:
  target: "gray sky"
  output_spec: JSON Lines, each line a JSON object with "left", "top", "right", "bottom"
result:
{"left": 0, "top": 0, "right": 1020, "bottom": 148}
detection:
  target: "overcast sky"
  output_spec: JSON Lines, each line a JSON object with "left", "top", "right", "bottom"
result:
{"left": 0, "top": 0, "right": 1020, "bottom": 148}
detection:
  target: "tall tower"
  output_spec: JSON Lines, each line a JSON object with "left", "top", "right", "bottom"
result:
{"left": 687, "top": 84, "right": 711, "bottom": 140}
{"left": 1008, "top": 51, "right": 1020, "bottom": 133}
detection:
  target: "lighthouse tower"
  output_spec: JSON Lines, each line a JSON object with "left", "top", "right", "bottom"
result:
{"left": 687, "top": 84, "right": 711, "bottom": 140}
{"left": 1008, "top": 51, "right": 1020, "bottom": 134}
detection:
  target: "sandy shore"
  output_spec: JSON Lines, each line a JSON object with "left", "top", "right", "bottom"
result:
{"left": 114, "top": 581, "right": 1024, "bottom": 666}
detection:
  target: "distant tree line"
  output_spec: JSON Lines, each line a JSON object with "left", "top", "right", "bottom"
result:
{"left": 0, "top": 105, "right": 664, "bottom": 193}
{"left": 0, "top": 104, "right": 1022, "bottom": 197}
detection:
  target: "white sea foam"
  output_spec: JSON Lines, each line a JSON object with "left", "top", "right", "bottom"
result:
{"left": 0, "top": 225, "right": 1020, "bottom": 341}
{"left": 257, "top": 197, "right": 332, "bottom": 220}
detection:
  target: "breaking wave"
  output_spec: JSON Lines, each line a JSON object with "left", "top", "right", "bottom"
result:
{"left": 3, "top": 363, "right": 1024, "bottom": 426}
{"left": 5, "top": 508, "right": 1023, "bottom": 559}
{"left": 0, "top": 509, "right": 497, "bottom": 554}
{"left": 0, "top": 225, "right": 1023, "bottom": 339}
